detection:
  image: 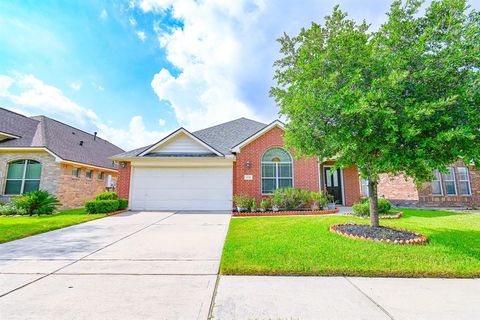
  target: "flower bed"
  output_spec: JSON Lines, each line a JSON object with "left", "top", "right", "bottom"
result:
{"left": 330, "top": 223, "right": 428, "bottom": 245}
{"left": 233, "top": 208, "right": 339, "bottom": 217}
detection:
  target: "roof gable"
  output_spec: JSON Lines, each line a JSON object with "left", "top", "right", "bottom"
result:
{"left": 139, "top": 128, "right": 223, "bottom": 157}
{"left": 230, "top": 120, "right": 285, "bottom": 152}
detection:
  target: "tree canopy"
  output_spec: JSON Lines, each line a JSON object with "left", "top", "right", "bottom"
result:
{"left": 270, "top": 0, "right": 480, "bottom": 226}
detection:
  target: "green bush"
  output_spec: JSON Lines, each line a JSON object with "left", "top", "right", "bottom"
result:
{"left": 94, "top": 200, "right": 119, "bottom": 213}
{"left": 0, "top": 203, "right": 27, "bottom": 215}
{"left": 12, "top": 190, "right": 60, "bottom": 215}
{"left": 85, "top": 200, "right": 97, "bottom": 214}
{"left": 272, "top": 188, "right": 310, "bottom": 210}
{"left": 95, "top": 192, "right": 118, "bottom": 201}
{"left": 234, "top": 194, "right": 252, "bottom": 209}
{"left": 260, "top": 198, "right": 270, "bottom": 211}
{"left": 118, "top": 198, "right": 128, "bottom": 210}
{"left": 352, "top": 198, "right": 392, "bottom": 217}
{"left": 310, "top": 192, "right": 328, "bottom": 209}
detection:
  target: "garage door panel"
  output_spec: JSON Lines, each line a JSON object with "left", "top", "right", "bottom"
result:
{"left": 130, "top": 166, "right": 233, "bottom": 211}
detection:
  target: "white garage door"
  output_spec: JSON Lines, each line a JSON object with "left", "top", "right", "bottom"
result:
{"left": 130, "top": 166, "right": 233, "bottom": 211}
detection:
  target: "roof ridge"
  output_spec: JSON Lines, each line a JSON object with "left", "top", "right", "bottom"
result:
{"left": 193, "top": 117, "right": 266, "bottom": 133}
{"left": 0, "top": 107, "right": 39, "bottom": 121}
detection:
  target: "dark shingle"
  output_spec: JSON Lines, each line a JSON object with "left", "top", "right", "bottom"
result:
{"left": 0, "top": 108, "right": 124, "bottom": 170}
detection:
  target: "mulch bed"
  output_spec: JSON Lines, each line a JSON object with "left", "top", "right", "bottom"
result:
{"left": 330, "top": 223, "right": 428, "bottom": 245}
{"left": 233, "top": 208, "right": 340, "bottom": 217}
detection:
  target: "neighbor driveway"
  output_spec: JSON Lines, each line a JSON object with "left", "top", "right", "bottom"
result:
{"left": 0, "top": 211, "right": 230, "bottom": 320}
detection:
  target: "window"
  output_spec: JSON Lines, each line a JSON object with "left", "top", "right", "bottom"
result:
{"left": 457, "top": 167, "right": 471, "bottom": 195}
{"left": 72, "top": 168, "right": 81, "bottom": 178}
{"left": 261, "top": 148, "right": 293, "bottom": 194}
{"left": 444, "top": 167, "right": 456, "bottom": 195}
{"left": 98, "top": 172, "right": 104, "bottom": 180}
{"left": 4, "top": 160, "right": 41, "bottom": 195}
{"left": 360, "top": 179, "right": 369, "bottom": 197}
{"left": 431, "top": 170, "right": 443, "bottom": 195}
{"left": 85, "top": 170, "right": 93, "bottom": 179}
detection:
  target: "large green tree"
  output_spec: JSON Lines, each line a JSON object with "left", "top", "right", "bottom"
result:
{"left": 270, "top": 0, "right": 480, "bottom": 227}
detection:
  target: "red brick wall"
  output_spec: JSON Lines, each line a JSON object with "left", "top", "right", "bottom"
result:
{"left": 117, "top": 162, "right": 131, "bottom": 200}
{"left": 233, "top": 126, "right": 320, "bottom": 203}
{"left": 378, "top": 173, "right": 419, "bottom": 206}
{"left": 418, "top": 160, "right": 480, "bottom": 208}
{"left": 343, "top": 166, "right": 361, "bottom": 206}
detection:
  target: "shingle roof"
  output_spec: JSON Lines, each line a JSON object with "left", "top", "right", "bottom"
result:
{"left": 113, "top": 117, "right": 267, "bottom": 158}
{"left": 0, "top": 108, "right": 124, "bottom": 170}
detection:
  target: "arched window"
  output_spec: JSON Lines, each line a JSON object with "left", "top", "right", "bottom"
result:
{"left": 261, "top": 148, "right": 293, "bottom": 194}
{"left": 4, "top": 160, "right": 42, "bottom": 195}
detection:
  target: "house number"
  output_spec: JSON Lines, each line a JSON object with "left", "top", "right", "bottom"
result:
{"left": 244, "top": 174, "right": 253, "bottom": 180}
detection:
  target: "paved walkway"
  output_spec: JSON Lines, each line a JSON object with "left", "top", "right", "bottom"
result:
{"left": 0, "top": 211, "right": 231, "bottom": 320}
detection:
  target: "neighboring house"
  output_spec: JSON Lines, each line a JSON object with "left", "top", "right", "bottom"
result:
{"left": 113, "top": 118, "right": 361, "bottom": 211}
{"left": 362, "top": 160, "right": 480, "bottom": 208}
{"left": 0, "top": 108, "right": 124, "bottom": 208}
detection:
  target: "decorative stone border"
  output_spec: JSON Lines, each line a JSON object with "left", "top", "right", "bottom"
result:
{"left": 329, "top": 223, "right": 428, "bottom": 245}
{"left": 106, "top": 209, "right": 128, "bottom": 216}
{"left": 232, "top": 208, "right": 339, "bottom": 217}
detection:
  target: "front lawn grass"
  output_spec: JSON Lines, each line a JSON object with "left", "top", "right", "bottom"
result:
{"left": 220, "top": 209, "right": 480, "bottom": 278}
{"left": 0, "top": 208, "right": 106, "bottom": 244}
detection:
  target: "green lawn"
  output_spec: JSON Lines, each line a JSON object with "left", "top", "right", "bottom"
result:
{"left": 0, "top": 208, "right": 106, "bottom": 244}
{"left": 220, "top": 209, "right": 480, "bottom": 278}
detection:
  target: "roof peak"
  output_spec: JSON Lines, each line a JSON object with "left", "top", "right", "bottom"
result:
{"left": 193, "top": 117, "right": 266, "bottom": 133}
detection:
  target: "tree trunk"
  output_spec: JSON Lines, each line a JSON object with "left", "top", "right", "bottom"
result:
{"left": 368, "top": 177, "right": 379, "bottom": 227}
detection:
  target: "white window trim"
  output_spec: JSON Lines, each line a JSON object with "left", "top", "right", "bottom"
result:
{"left": 457, "top": 167, "right": 472, "bottom": 196}
{"left": 431, "top": 169, "right": 443, "bottom": 196}
{"left": 444, "top": 166, "right": 457, "bottom": 196}
{"left": 261, "top": 148, "right": 294, "bottom": 195}
{"left": 4, "top": 160, "right": 41, "bottom": 195}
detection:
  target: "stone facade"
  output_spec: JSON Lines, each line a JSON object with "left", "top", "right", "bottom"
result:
{"left": 0, "top": 151, "right": 60, "bottom": 203}
{"left": 417, "top": 160, "right": 479, "bottom": 208}
{"left": 56, "top": 163, "right": 117, "bottom": 208}
{"left": 377, "top": 173, "right": 419, "bottom": 206}
{"left": 0, "top": 150, "right": 118, "bottom": 209}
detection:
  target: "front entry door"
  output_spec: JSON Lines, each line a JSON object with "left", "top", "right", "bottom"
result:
{"left": 324, "top": 167, "right": 343, "bottom": 205}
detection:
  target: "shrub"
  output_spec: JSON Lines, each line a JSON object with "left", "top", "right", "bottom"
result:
{"left": 272, "top": 188, "right": 310, "bottom": 210}
{"left": 310, "top": 192, "right": 328, "bottom": 210}
{"left": 353, "top": 198, "right": 392, "bottom": 217}
{"left": 260, "top": 198, "right": 270, "bottom": 211}
{"left": 0, "top": 203, "right": 27, "bottom": 215}
{"left": 95, "top": 192, "right": 118, "bottom": 201}
{"left": 12, "top": 190, "right": 60, "bottom": 215}
{"left": 249, "top": 198, "right": 257, "bottom": 212}
{"left": 234, "top": 194, "right": 252, "bottom": 209}
{"left": 85, "top": 200, "right": 97, "bottom": 214}
{"left": 94, "top": 200, "right": 119, "bottom": 213}
{"left": 118, "top": 198, "right": 128, "bottom": 210}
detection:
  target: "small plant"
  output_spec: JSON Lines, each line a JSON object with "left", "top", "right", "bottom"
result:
{"left": 95, "top": 192, "right": 118, "bottom": 200}
{"left": 12, "top": 190, "right": 60, "bottom": 216}
{"left": 260, "top": 198, "right": 270, "bottom": 212}
{"left": 249, "top": 198, "right": 258, "bottom": 212}
{"left": 94, "top": 200, "right": 119, "bottom": 213}
{"left": 118, "top": 199, "right": 128, "bottom": 210}
{"left": 272, "top": 188, "right": 310, "bottom": 210}
{"left": 310, "top": 192, "right": 328, "bottom": 210}
{"left": 353, "top": 198, "right": 393, "bottom": 217}
{"left": 234, "top": 194, "right": 251, "bottom": 212}
{"left": 270, "top": 193, "right": 283, "bottom": 211}
{"left": 0, "top": 203, "right": 27, "bottom": 215}
{"left": 326, "top": 194, "right": 336, "bottom": 209}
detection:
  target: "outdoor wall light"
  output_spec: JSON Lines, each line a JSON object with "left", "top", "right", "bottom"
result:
{"left": 246, "top": 161, "right": 251, "bottom": 171}
{"left": 121, "top": 161, "right": 127, "bottom": 169}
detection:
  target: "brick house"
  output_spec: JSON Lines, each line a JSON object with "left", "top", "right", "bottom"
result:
{"left": 370, "top": 160, "right": 480, "bottom": 208}
{"left": 113, "top": 118, "right": 361, "bottom": 211}
{"left": 0, "top": 108, "right": 124, "bottom": 208}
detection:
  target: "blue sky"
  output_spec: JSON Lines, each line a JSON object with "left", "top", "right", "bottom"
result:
{"left": 1, "top": 0, "right": 477, "bottom": 150}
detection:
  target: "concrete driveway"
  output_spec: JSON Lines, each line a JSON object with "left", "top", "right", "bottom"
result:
{"left": 0, "top": 211, "right": 230, "bottom": 320}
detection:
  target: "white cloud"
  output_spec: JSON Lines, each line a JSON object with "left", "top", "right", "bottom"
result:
{"left": 70, "top": 82, "right": 81, "bottom": 91}
{"left": 129, "top": 17, "right": 137, "bottom": 26}
{"left": 0, "top": 73, "right": 167, "bottom": 150}
{"left": 158, "top": 118, "right": 166, "bottom": 126}
{"left": 100, "top": 9, "right": 108, "bottom": 20}
{"left": 136, "top": 30, "right": 147, "bottom": 41}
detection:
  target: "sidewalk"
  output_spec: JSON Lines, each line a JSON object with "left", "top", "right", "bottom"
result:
{"left": 211, "top": 276, "right": 480, "bottom": 320}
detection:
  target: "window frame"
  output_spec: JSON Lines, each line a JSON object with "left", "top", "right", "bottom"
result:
{"left": 85, "top": 169, "right": 93, "bottom": 179}
{"left": 431, "top": 169, "right": 443, "bottom": 196}
{"left": 72, "top": 167, "right": 81, "bottom": 178}
{"left": 457, "top": 167, "right": 472, "bottom": 196}
{"left": 4, "top": 159, "right": 42, "bottom": 195}
{"left": 443, "top": 167, "right": 457, "bottom": 196}
{"left": 261, "top": 148, "right": 294, "bottom": 195}
{"left": 98, "top": 172, "right": 104, "bottom": 180}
